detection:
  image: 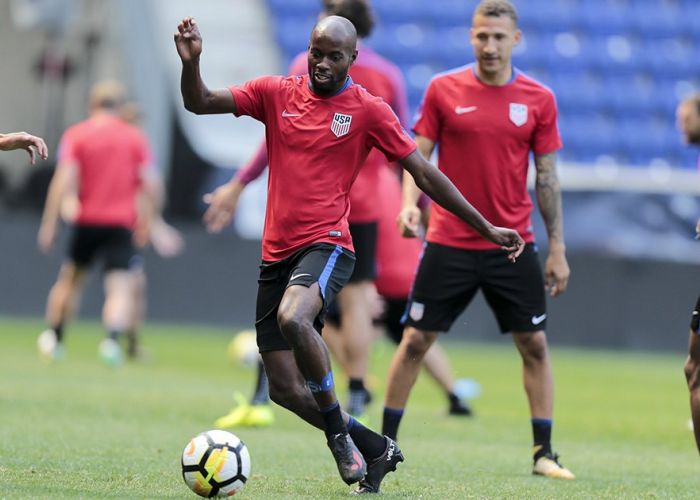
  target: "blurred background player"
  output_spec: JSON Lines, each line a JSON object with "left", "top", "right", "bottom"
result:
{"left": 209, "top": 0, "right": 410, "bottom": 426}
{"left": 382, "top": 0, "right": 574, "bottom": 480}
{"left": 677, "top": 92, "right": 700, "bottom": 454}
{"left": 36, "top": 80, "right": 159, "bottom": 365}
{"left": 0, "top": 131, "right": 48, "bottom": 164}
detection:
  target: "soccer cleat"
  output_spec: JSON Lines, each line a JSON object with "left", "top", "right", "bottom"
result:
{"left": 352, "top": 436, "right": 404, "bottom": 494}
{"left": 214, "top": 393, "right": 251, "bottom": 428}
{"left": 449, "top": 399, "right": 473, "bottom": 416}
{"left": 327, "top": 432, "right": 367, "bottom": 485}
{"left": 532, "top": 450, "right": 575, "bottom": 480}
{"left": 244, "top": 404, "right": 275, "bottom": 427}
{"left": 98, "top": 338, "right": 124, "bottom": 367}
{"left": 37, "top": 329, "right": 65, "bottom": 362}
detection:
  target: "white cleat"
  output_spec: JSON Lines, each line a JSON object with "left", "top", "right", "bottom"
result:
{"left": 533, "top": 451, "right": 575, "bottom": 480}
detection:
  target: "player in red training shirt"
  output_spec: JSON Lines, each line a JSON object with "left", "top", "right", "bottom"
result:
{"left": 677, "top": 92, "right": 700, "bottom": 455}
{"left": 0, "top": 131, "right": 48, "bottom": 163}
{"left": 175, "top": 15, "right": 523, "bottom": 493}
{"left": 210, "top": 0, "right": 409, "bottom": 428}
{"left": 37, "top": 81, "right": 158, "bottom": 365}
{"left": 381, "top": 0, "right": 575, "bottom": 480}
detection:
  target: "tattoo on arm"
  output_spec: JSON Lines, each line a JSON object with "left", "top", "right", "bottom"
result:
{"left": 535, "top": 152, "right": 564, "bottom": 244}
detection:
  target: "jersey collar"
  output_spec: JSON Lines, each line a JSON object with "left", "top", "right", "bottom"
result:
{"left": 307, "top": 75, "right": 354, "bottom": 97}
{"left": 469, "top": 64, "right": 518, "bottom": 86}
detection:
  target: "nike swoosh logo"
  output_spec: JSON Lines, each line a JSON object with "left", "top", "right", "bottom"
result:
{"left": 289, "top": 273, "right": 312, "bottom": 281}
{"left": 531, "top": 314, "right": 547, "bottom": 325}
{"left": 454, "top": 105, "right": 478, "bottom": 115}
{"left": 282, "top": 110, "right": 301, "bottom": 118}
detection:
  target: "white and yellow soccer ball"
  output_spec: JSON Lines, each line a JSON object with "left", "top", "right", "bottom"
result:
{"left": 226, "top": 330, "right": 258, "bottom": 368}
{"left": 181, "top": 430, "right": 251, "bottom": 497}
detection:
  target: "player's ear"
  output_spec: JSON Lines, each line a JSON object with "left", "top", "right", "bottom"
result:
{"left": 513, "top": 29, "right": 522, "bottom": 46}
{"left": 350, "top": 49, "right": 358, "bottom": 64}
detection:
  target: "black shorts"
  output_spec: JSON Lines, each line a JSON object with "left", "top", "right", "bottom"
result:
{"left": 68, "top": 224, "right": 139, "bottom": 271}
{"left": 255, "top": 243, "right": 355, "bottom": 352}
{"left": 690, "top": 294, "right": 700, "bottom": 333}
{"left": 378, "top": 297, "right": 408, "bottom": 344}
{"left": 404, "top": 242, "right": 546, "bottom": 334}
{"left": 348, "top": 222, "right": 377, "bottom": 283}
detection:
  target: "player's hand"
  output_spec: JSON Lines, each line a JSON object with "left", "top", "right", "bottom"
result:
{"left": 150, "top": 219, "right": 185, "bottom": 258}
{"left": 397, "top": 205, "right": 421, "bottom": 238}
{"left": 488, "top": 226, "right": 524, "bottom": 263}
{"left": 203, "top": 180, "right": 243, "bottom": 233}
{"left": 0, "top": 132, "right": 48, "bottom": 164}
{"left": 174, "top": 17, "right": 203, "bottom": 63}
{"left": 37, "top": 223, "right": 56, "bottom": 254}
{"left": 544, "top": 245, "right": 569, "bottom": 297}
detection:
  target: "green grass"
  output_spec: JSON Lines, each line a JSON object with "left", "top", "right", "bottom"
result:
{"left": 1, "top": 316, "right": 698, "bottom": 498}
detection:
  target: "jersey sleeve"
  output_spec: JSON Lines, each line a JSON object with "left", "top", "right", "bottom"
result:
{"left": 366, "top": 100, "right": 417, "bottom": 162}
{"left": 235, "top": 141, "right": 268, "bottom": 185}
{"left": 532, "top": 90, "right": 563, "bottom": 155}
{"left": 228, "top": 76, "right": 281, "bottom": 122}
{"left": 411, "top": 79, "right": 440, "bottom": 142}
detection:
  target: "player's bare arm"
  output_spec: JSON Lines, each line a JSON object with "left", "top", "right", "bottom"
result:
{"left": 534, "top": 151, "right": 570, "bottom": 296}
{"left": 38, "top": 162, "right": 76, "bottom": 253}
{"left": 398, "top": 135, "right": 435, "bottom": 237}
{"left": 399, "top": 150, "right": 524, "bottom": 261}
{"left": 0, "top": 131, "right": 48, "bottom": 164}
{"left": 202, "top": 178, "right": 246, "bottom": 233}
{"left": 175, "top": 17, "right": 237, "bottom": 115}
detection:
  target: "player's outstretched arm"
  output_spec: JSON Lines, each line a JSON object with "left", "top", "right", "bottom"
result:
{"left": 174, "top": 17, "right": 236, "bottom": 115}
{"left": 202, "top": 178, "right": 246, "bottom": 233}
{"left": 399, "top": 150, "right": 524, "bottom": 262}
{"left": 534, "top": 152, "right": 569, "bottom": 296}
{"left": 0, "top": 132, "right": 48, "bottom": 163}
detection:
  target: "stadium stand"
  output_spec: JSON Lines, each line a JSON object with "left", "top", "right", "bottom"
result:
{"left": 264, "top": 0, "right": 700, "bottom": 169}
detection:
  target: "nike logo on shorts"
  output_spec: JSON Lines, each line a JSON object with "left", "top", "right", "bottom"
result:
{"left": 454, "top": 105, "right": 478, "bottom": 115}
{"left": 289, "top": 272, "right": 312, "bottom": 282}
{"left": 531, "top": 314, "right": 547, "bottom": 325}
{"left": 282, "top": 110, "right": 301, "bottom": 118}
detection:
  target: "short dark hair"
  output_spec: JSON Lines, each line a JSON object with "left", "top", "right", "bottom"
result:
{"left": 324, "top": 0, "right": 375, "bottom": 39}
{"left": 473, "top": 0, "right": 518, "bottom": 25}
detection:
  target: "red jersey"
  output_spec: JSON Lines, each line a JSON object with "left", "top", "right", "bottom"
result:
{"left": 57, "top": 114, "right": 152, "bottom": 230}
{"left": 374, "top": 166, "right": 422, "bottom": 299}
{"left": 413, "top": 65, "right": 562, "bottom": 250}
{"left": 287, "top": 46, "right": 409, "bottom": 223}
{"left": 229, "top": 75, "right": 416, "bottom": 262}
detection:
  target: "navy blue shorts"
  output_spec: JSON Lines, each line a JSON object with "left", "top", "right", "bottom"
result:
{"left": 255, "top": 243, "right": 355, "bottom": 352}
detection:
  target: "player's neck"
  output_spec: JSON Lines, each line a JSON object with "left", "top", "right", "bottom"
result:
{"left": 474, "top": 64, "right": 514, "bottom": 86}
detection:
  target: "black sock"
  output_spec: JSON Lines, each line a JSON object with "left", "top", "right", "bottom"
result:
{"left": 347, "top": 416, "right": 386, "bottom": 460}
{"left": 251, "top": 360, "right": 270, "bottom": 405}
{"left": 348, "top": 378, "right": 367, "bottom": 415}
{"left": 448, "top": 392, "right": 460, "bottom": 405}
{"left": 320, "top": 401, "right": 346, "bottom": 437}
{"left": 532, "top": 418, "right": 552, "bottom": 458}
{"left": 108, "top": 330, "right": 121, "bottom": 341}
{"left": 53, "top": 324, "right": 64, "bottom": 343}
{"left": 382, "top": 407, "right": 404, "bottom": 441}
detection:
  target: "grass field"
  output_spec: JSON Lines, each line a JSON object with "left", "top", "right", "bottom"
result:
{"left": 1, "top": 316, "right": 698, "bottom": 499}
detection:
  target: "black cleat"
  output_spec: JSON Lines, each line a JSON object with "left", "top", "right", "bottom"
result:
{"left": 327, "top": 432, "right": 367, "bottom": 485}
{"left": 449, "top": 399, "right": 473, "bottom": 416}
{"left": 352, "top": 436, "right": 404, "bottom": 494}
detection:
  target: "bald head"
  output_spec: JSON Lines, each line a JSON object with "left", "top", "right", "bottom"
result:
{"left": 307, "top": 15, "right": 358, "bottom": 96}
{"left": 312, "top": 15, "right": 357, "bottom": 50}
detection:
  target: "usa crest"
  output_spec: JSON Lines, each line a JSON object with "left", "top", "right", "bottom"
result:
{"left": 330, "top": 112, "right": 352, "bottom": 137}
{"left": 509, "top": 103, "right": 528, "bottom": 127}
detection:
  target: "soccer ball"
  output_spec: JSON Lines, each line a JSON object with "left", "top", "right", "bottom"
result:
{"left": 226, "top": 330, "right": 258, "bottom": 368}
{"left": 181, "top": 430, "right": 251, "bottom": 497}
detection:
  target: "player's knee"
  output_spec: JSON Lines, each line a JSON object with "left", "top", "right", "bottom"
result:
{"left": 516, "top": 331, "right": 548, "bottom": 362}
{"left": 277, "top": 309, "right": 313, "bottom": 345}
{"left": 402, "top": 328, "right": 434, "bottom": 358}
{"left": 685, "top": 356, "right": 700, "bottom": 389}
